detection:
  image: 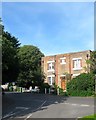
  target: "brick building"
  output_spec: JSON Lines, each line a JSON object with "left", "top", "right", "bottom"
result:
{"left": 41, "top": 50, "right": 91, "bottom": 91}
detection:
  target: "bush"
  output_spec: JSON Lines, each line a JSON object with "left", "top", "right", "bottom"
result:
{"left": 59, "top": 88, "right": 67, "bottom": 96}
{"left": 67, "top": 73, "right": 95, "bottom": 96}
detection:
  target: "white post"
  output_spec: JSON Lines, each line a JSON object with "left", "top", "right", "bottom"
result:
{"left": 57, "top": 87, "right": 59, "bottom": 95}
{"left": 45, "top": 88, "right": 47, "bottom": 94}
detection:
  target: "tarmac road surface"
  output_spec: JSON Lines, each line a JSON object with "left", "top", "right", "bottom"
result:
{"left": 2, "top": 92, "right": 94, "bottom": 120}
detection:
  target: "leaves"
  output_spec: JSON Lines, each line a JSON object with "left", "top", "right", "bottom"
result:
{"left": 67, "top": 73, "right": 95, "bottom": 96}
{"left": 90, "top": 51, "right": 96, "bottom": 74}
{"left": 17, "top": 45, "right": 44, "bottom": 88}
{"left": 2, "top": 30, "right": 20, "bottom": 84}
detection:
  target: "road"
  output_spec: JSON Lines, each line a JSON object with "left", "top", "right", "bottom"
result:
{"left": 2, "top": 92, "right": 94, "bottom": 120}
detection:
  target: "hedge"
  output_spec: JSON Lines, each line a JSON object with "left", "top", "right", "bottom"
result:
{"left": 67, "top": 73, "right": 95, "bottom": 96}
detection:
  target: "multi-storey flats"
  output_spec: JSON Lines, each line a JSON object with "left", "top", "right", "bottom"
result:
{"left": 41, "top": 50, "right": 91, "bottom": 91}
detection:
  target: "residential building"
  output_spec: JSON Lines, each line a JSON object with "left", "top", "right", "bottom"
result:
{"left": 41, "top": 50, "right": 91, "bottom": 91}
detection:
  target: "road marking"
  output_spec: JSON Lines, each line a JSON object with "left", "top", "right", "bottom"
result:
{"left": 3, "top": 111, "right": 18, "bottom": 119}
{"left": 63, "top": 102, "right": 92, "bottom": 107}
{"left": 64, "top": 102, "right": 69, "bottom": 104}
{"left": 80, "top": 104, "right": 90, "bottom": 107}
{"left": 71, "top": 104, "right": 77, "bottom": 106}
{"left": 16, "top": 107, "right": 29, "bottom": 110}
{"left": 3, "top": 107, "right": 29, "bottom": 119}
{"left": 24, "top": 100, "right": 46, "bottom": 120}
{"left": 3, "top": 111, "right": 14, "bottom": 119}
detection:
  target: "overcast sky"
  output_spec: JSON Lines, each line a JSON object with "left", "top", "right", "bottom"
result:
{"left": 2, "top": 2, "right": 94, "bottom": 55}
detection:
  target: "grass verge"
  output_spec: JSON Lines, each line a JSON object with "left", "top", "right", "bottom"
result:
{"left": 78, "top": 114, "right": 96, "bottom": 120}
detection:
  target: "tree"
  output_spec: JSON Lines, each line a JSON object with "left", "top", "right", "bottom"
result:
{"left": 83, "top": 51, "right": 96, "bottom": 74}
{"left": 2, "top": 29, "right": 20, "bottom": 84}
{"left": 0, "top": 18, "right": 2, "bottom": 80}
{"left": 17, "top": 45, "right": 44, "bottom": 88}
{"left": 90, "top": 51, "right": 96, "bottom": 74}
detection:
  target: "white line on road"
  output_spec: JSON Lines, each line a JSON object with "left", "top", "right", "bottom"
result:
{"left": 63, "top": 102, "right": 93, "bottom": 107}
{"left": 3, "top": 111, "right": 14, "bottom": 119}
{"left": 80, "top": 104, "right": 90, "bottom": 107}
{"left": 3, "top": 111, "right": 19, "bottom": 119}
{"left": 24, "top": 100, "right": 46, "bottom": 120}
{"left": 16, "top": 107, "right": 29, "bottom": 110}
{"left": 64, "top": 102, "right": 70, "bottom": 104}
{"left": 3, "top": 107, "right": 29, "bottom": 119}
{"left": 71, "top": 104, "right": 77, "bottom": 106}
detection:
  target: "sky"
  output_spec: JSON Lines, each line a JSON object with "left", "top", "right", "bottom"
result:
{"left": 2, "top": 2, "right": 94, "bottom": 56}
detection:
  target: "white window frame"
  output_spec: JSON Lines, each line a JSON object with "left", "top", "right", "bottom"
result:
{"left": 47, "top": 61, "right": 55, "bottom": 72}
{"left": 60, "top": 74, "right": 66, "bottom": 77}
{"left": 60, "top": 57, "right": 66, "bottom": 64}
{"left": 47, "top": 75, "right": 55, "bottom": 85}
{"left": 72, "top": 58, "right": 82, "bottom": 70}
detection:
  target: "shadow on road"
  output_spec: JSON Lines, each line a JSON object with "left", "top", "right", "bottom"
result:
{"left": 2, "top": 92, "right": 69, "bottom": 120}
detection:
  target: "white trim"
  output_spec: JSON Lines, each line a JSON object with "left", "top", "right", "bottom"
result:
{"left": 60, "top": 57, "right": 66, "bottom": 64}
{"left": 72, "top": 57, "right": 82, "bottom": 60}
{"left": 47, "top": 75, "right": 55, "bottom": 85}
{"left": 73, "top": 73, "right": 80, "bottom": 77}
{"left": 60, "top": 74, "right": 66, "bottom": 77}
{"left": 47, "top": 60, "right": 55, "bottom": 63}
{"left": 47, "top": 75, "right": 55, "bottom": 77}
{"left": 47, "top": 69, "right": 55, "bottom": 72}
{"left": 73, "top": 67, "right": 82, "bottom": 70}
{"left": 60, "top": 57, "right": 66, "bottom": 60}
{"left": 60, "top": 62, "right": 66, "bottom": 65}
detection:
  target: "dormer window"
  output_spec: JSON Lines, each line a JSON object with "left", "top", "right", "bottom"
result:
{"left": 60, "top": 57, "right": 66, "bottom": 64}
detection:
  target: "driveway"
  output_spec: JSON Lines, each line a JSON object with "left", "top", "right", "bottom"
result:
{"left": 2, "top": 92, "right": 94, "bottom": 120}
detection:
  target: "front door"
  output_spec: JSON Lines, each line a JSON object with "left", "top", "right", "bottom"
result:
{"left": 61, "top": 79, "right": 66, "bottom": 90}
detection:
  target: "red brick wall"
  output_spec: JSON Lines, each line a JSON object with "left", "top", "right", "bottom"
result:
{"left": 41, "top": 50, "right": 91, "bottom": 89}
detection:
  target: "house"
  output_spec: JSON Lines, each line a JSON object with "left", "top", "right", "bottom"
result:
{"left": 41, "top": 50, "right": 91, "bottom": 91}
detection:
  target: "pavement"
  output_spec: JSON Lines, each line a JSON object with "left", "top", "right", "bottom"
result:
{"left": 2, "top": 92, "right": 94, "bottom": 120}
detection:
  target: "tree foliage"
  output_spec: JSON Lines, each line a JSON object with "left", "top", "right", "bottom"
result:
{"left": 90, "top": 51, "right": 96, "bottom": 74}
{"left": 17, "top": 45, "right": 44, "bottom": 88}
{"left": 67, "top": 73, "right": 95, "bottom": 96}
{"left": 2, "top": 29, "right": 20, "bottom": 84}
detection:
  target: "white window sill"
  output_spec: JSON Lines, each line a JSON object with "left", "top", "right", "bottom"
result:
{"left": 73, "top": 67, "right": 82, "bottom": 70}
{"left": 73, "top": 73, "right": 80, "bottom": 77}
{"left": 47, "top": 69, "right": 55, "bottom": 72}
{"left": 60, "top": 62, "right": 66, "bottom": 65}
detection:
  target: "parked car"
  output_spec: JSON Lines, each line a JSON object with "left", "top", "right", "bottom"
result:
{"left": 50, "top": 87, "right": 55, "bottom": 94}
{"left": 31, "top": 86, "right": 40, "bottom": 93}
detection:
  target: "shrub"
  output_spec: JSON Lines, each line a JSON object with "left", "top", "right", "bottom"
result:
{"left": 67, "top": 73, "right": 95, "bottom": 96}
{"left": 58, "top": 88, "right": 67, "bottom": 96}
